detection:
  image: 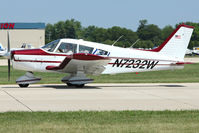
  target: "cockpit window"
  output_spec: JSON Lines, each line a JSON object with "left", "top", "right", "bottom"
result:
{"left": 56, "top": 42, "right": 77, "bottom": 54}
{"left": 42, "top": 39, "right": 60, "bottom": 52}
{"left": 79, "top": 45, "right": 94, "bottom": 54}
{"left": 95, "top": 49, "right": 109, "bottom": 55}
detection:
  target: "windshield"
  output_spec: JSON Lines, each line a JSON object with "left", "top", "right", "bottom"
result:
{"left": 42, "top": 39, "right": 60, "bottom": 52}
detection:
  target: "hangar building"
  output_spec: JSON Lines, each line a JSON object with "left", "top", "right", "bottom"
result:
{"left": 0, "top": 23, "right": 45, "bottom": 49}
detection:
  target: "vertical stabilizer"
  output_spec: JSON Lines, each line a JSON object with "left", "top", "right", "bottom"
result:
{"left": 148, "top": 24, "right": 194, "bottom": 61}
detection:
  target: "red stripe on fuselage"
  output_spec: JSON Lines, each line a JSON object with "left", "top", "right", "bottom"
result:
{"left": 108, "top": 63, "right": 175, "bottom": 66}
{"left": 12, "top": 49, "right": 67, "bottom": 56}
{"left": 13, "top": 59, "right": 62, "bottom": 63}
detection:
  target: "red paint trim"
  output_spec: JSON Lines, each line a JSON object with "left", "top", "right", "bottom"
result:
{"left": 46, "top": 57, "right": 71, "bottom": 70}
{"left": 12, "top": 49, "right": 67, "bottom": 56}
{"left": 12, "top": 49, "right": 111, "bottom": 60}
{"left": 175, "top": 62, "right": 193, "bottom": 65}
{"left": 108, "top": 63, "right": 173, "bottom": 66}
{"left": 46, "top": 66, "right": 58, "bottom": 70}
{"left": 180, "top": 24, "right": 195, "bottom": 29}
{"left": 72, "top": 53, "right": 110, "bottom": 60}
{"left": 14, "top": 58, "right": 61, "bottom": 63}
{"left": 108, "top": 61, "right": 193, "bottom": 66}
{"left": 136, "top": 24, "right": 194, "bottom": 52}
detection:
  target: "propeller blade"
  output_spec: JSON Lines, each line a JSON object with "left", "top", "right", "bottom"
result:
{"left": 7, "top": 31, "right": 10, "bottom": 52}
{"left": 7, "top": 31, "right": 11, "bottom": 81}
{"left": 8, "top": 59, "right": 10, "bottom": 81}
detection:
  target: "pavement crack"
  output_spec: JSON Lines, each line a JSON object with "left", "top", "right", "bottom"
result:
{"left": 2, "top": 89, "right": 33, "bottom": 112}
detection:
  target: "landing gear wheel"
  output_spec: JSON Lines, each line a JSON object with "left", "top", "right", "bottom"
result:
{"left": 67, "top": 83, "right": 74, "bottom": 87}
{"left": 75, "top": 84, "right": 85, "bottom": 88}
{"left": 67, "top": 83, "right": 85, "bottom": 88}
{"left": 18, "top": 84, "right": 29, "bottom": 88}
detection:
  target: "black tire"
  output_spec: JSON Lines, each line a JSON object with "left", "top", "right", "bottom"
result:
{"left": 75, "top": 84, "right": 85, "bottom": 88}
{"left": 67, "top": 83, "right": 74, "bottom": 87}
{"left": 19, "top": 84, "right": 29, "bottom": 88}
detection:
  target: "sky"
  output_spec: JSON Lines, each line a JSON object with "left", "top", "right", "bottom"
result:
{"left": 0, "top": 0, "right": 198, "bottom": 31}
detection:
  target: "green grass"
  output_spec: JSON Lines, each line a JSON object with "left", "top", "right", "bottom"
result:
{"left": 0, "top": 56, "right": 5, "bottom": 59}
{"left": 0, "top": 111, "right": 199, "bottom": 133}
{"left": 185, "top": 55, "right": 199, "bottom": 58}
{"left": 0, "top": 66, "right": 66, "bottom": 84}
{"left": 0, "top": 63, "right": 199, "bottom": 84}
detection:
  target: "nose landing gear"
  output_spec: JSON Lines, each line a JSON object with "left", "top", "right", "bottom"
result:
{"left": 16, "top": 72, "right": 41, "bottom": 88}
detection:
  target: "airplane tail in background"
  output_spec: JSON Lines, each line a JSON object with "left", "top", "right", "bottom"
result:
{"left": 0, "top": 43, "right": 4, "bottom": 50}
{"left": 149, "top": 24, "right": 194, "bottom": 61}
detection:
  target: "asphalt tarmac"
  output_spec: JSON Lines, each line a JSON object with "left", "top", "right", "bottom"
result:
{"left": 0, "top": 83, "right": 199, "bottom": 112}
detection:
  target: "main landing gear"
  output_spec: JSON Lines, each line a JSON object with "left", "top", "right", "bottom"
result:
{"left": 16, "top": 72, "right": 41, "bottom": 88}
{"left": 62, "top": 72, "right": 93, "bottom": 88}
{"left": 66, "top": 83, "right": 85, "bottom": 88}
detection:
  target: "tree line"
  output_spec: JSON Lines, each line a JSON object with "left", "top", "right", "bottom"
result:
{"left": 45, "top": 19, "right": 199, "bottom": 49}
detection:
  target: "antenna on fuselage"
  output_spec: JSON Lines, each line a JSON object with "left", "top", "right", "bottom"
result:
{"left": 129, "top": 39, "right": 140, "bottom": 48}
{"left": 112, "top": 35, "right": 123, "bottom": 46}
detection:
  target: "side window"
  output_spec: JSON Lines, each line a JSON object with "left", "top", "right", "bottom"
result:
{"left": 79, "top": 45, "right": 94, "bottom": 54}
{"left": 56, "top": 43, "right": 77, "bottom": 54}
{"left": 94, "top": 49, "right": 109, "bottom": 56}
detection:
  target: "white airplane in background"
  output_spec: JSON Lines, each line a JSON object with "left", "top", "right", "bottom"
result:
{"left": 0, "top": 43, "right": 34, "bottom": 56}
{"left": 0, "top": 43, "right": 6, "bottom": 56}
{"left": 3, "top": 24, "right": 194, "bottom": 87}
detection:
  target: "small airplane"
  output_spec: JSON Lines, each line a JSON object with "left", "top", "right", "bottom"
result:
{"left": 0, "top": 43, "right": 33, "bottom": 56}
{"left": 193, "top": 47, "right": 199, "bottom": 55}
{"left": 0, "top": 43, "right": 6, "bottom": 56}
{"left": 3, "top": 24, "right": 194, "bottom": 87}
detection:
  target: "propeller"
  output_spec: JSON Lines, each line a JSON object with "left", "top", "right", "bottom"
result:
{"left": 7, "top": 31, "right": 10, "bottom": 81}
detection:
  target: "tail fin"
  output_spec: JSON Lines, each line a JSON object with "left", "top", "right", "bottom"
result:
{"left": 0, "top": 43, "right": 4, "bottom": 50}
{"left": 150, "top": 24, "right": 194, "bottom": 60}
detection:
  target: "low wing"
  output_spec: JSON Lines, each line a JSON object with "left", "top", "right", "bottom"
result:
{"left": 46, "top": 53, "right": 111, "bottom": 75}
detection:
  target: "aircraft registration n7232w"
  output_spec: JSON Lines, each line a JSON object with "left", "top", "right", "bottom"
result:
{"left": 3, "top": 24, "right": 194, "bottom": 87}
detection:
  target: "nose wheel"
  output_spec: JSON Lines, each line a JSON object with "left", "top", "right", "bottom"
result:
{"left": 16, "top": 72, "right": 41, "bottom": 88}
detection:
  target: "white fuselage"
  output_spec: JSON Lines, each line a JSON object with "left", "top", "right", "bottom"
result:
{"left": 12, "top": 39, "right": 183, "bottom": 74}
